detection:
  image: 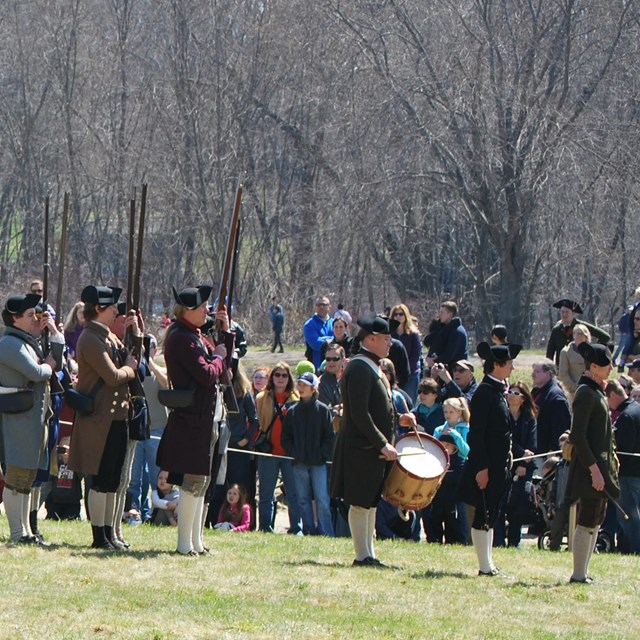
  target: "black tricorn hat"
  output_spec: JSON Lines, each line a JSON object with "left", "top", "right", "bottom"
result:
{"left": 81, "top": 285, "right": 123, "bottom": 306}
{"left": 4, "top": 293, "right": 42, "bottom": 315}
{"left": 172, "top": 285, "right": 213, "bottom": 310}
{"left": 553, "top": 299, "right": 583, "bottom": 314}
{"left": 477, "top": 341, "right": 522, "bottom": 362}
{"left": 357, "top": 312, "right": 396, "bottom": 335}
{"left": 577, "top": 341, "right": 612, "bottom": 367}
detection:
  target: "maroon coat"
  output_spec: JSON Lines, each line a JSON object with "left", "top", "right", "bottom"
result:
{"left": 156, "top": 320, "right": 230, "bottom": 476}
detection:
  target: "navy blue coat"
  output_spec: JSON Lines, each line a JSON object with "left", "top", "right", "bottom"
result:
{"left": 532, "top": 378, "right": 571, "bottom": 455}
{"left": 460, "top": 376, "right": 514, "bottom": 523}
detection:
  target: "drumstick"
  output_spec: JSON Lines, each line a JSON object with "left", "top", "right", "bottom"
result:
{"left": 378, "top": 451, "right": 427, "bottom": 460}
{"left": 411, "top": 424, "right": 426, "bottom": 450}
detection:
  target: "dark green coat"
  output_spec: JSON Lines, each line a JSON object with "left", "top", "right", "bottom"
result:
{"left": 566, "top": 376, "right": 620, "bottom": 500}
{"left": 546, "top": 319, "right": 610, "bottom": 364}
{"left": 330, "top": 352, "right": 395, "bottom": 508}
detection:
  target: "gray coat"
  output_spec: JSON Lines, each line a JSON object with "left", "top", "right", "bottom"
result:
{"left": 0, "top": 327, "right": 52, "bottom": 469}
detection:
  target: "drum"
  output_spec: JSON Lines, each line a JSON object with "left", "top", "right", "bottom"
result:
{"left": 382, "top": 433, "right": 450, "bottom": 511}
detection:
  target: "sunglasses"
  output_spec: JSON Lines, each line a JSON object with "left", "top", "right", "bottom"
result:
{"left": 253, "top": 374, "right": 267, "bottom": 380}
{"left": 507, "top": 389, "right": 523, "bottom": 396}
{"left": 325, "top": 356, "right": 341, "bottom": 362}
{"left": 273, "top": 372, "right": 289, "bottom": 378}
{"left": 419, "top": 389, "right": 436, "bottom": 395}
{"left": 393, "top": 311, "right": 405, "bottom": 317}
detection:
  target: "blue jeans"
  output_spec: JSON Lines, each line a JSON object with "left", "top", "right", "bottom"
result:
{"left": 293, "top": 463, "right": 334, "bottom": 536}
{"left": 127, "top": 428, "right": 162, "bottom": 520}
{"left": 613, "top": 333, "right": 632, "bottom": 362}
{"left": 618, "top": 476, "right": 640, "bottom": 554}
{"left": 257, "top": 457, "right": 302, "bottom": 533}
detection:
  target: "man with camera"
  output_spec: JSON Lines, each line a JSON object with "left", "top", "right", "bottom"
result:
{"left": 432, "top": 359, "right": 478, "bottom": 403}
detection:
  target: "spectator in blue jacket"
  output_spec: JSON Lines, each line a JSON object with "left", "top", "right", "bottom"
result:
{"left": 531, "top": 361, "right": 572, "bottom": 458}
{"left": 303, "top": 296, "right": 334, "bottom": 371}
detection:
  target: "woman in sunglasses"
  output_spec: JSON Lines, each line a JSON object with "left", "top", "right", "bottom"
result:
{"left": 390, "top": 303, "right": 422, "bottom": 404}
{"left": 254, "top": 362, "right": 302, "bottom": 533}
{"left": 494, "top": 381, "right": 538, "bottom": 548}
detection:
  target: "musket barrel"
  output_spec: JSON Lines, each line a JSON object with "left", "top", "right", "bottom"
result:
{"left": 55, "top": 192, "right": 70, "bottom": 322}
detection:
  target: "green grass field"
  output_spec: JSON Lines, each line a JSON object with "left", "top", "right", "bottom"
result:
{"left": 1, "top": 519, "right": 638, "bottom": 639}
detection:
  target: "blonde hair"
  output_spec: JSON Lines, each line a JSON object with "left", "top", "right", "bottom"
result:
{"left": 391, "top": 303, "right": 418, "bottom": 335}
{"left": 572, "top": 323, "right": 591, "bottom": 341}
{"left": 443, "top": 397, "right": 470, "bottom": 423}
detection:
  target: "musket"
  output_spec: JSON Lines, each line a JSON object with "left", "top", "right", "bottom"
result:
{"left": 127, "top": 188, "right": 136, "bottom": 313}
{"left": 42, "top": 196, "right": 64, "bottom": 394}
{"left": 227, "top": 218, "right": 241, "bottom": 322}
{"left": 126, "top": 184, "right": 146, "bottom": 360}
{"left": 125, "top": 186, "right": 145, "bottom": 397}
{"left": 216, "top": 179, "right": 243, "bottom": 414}
{"left": 54, "top": 192, "right": 70, "bottom": 323}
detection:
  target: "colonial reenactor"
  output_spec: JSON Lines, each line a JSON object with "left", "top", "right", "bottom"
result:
{"left": 546, "top": 299, "right": 610, "bottom": 365}
{"left": 67, "top": 286, "right": 138, "bottom": 549}
{"left": 330, "top": 313, "right": 416, "bottom": 567}
{"left": 0, "top": 293, "right": 61, "bottom": 544}
{"left": 460, "top": 341, "right": 522, "bottom": 576}
{"left": 566, "top": 342, "right": 619, "bottom": 584}
{"left": 156, "top": 285, "right": 232, "bottom": 556}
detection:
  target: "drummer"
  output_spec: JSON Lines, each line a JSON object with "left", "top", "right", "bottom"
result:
{"left": 460, "top": 341, "right": 522, "bottom": 576}
{"left": 330, "top": 312, "right": 416, "bottom": 567}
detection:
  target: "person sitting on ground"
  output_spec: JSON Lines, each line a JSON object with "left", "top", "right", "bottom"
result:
{"left": 151, "top": 470, "right": 179, "bottom": 526}
{"left": 375, "top": 496, "right": 421, "bottom": 542}
{"left": 215, "top": 484, "right": 252, "bottom": 532}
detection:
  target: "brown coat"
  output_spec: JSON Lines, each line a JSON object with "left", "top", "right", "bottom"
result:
{"left": 68, "top": 320, "right": 135, "bottom": 475}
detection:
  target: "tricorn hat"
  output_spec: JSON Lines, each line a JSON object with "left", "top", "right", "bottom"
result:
{"left": 4, "top": 293, "right": 42, "bottom": 315}
{"left": 172, "top": 285, "right": 213, "bottom": 310}
{"left": 81, "top": 285, "right": 123, "bottom": 306}
{"left": 477, "top": 341, "right": 522, "bottom": 363}
{"left": 553, "top": 299, "right": 583, "bottom": 314}
{"left": 577, "top": 341, "right": 612, "bottom": 367}
{"left": 357, "top": 312, "right": 397, "bottom": 335}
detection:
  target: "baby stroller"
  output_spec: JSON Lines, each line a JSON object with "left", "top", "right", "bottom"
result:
{"left": 535, "top": 460, "right": 614, "bottom": 552}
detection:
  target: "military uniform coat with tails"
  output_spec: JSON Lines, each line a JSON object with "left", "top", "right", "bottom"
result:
{"left": 68, "top": 321, "right": 136, "bottom": 476}
{"left": 330, "top": 350, "right": 396, "bottom": 508}
{"left": 0, "top": 327, "right": 53, "bottom": 470}
{"left": 156, "top": 320, "right": 232, "bottom": 477}
{"left": 460, "top": 375, "right": 514, "bottom": 525}
{"left": 566, "top": 376, "right": 620, "bottom": 501}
